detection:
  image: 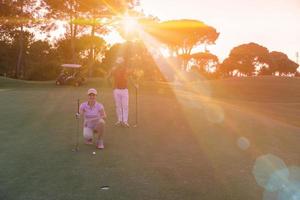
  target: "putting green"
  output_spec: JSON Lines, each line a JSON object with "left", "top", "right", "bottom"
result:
{"left": 0, "top": 77, "right": 299, "bottom": 200}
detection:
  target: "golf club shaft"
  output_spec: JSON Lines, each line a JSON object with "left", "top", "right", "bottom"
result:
{"left": 76, "top": 99, "right": 80, "bottom": 149}
{"left": 135, "top": 86, "right": 138, "bottom": 126}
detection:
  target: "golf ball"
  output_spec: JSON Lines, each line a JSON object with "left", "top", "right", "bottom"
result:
{"left": 93, "top": 151, "right": 96, "bottom": 155}
{"left": 237, "top": 137, "right": 250, "bottom": 150}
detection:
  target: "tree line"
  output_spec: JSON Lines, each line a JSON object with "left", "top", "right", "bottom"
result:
{"left": 0, "top": 0, "right": 299, "bottom": 81}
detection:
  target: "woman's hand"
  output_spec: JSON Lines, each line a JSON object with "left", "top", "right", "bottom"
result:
{"left": 75, "top": 113, "right": 80, "bottom": 119}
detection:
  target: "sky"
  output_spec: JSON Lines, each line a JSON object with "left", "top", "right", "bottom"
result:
{"left": 137, "top": 0, "right": 300, "bottom": 62}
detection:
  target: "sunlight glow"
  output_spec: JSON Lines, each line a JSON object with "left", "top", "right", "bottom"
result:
{"left": 140, "top": 0, "right": 300, "bottom": 61}
{"left": 120, "top": 15, "right": 139, "bottom": 34}
{"left": 136, "top": 27, "right": 226, "bottom": 128}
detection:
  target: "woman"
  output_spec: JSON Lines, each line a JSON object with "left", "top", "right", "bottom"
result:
{"left": 77, "top": 88, "right": 106, "bottom": 149}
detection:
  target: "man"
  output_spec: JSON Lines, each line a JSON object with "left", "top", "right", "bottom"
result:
{"left": 76, "top": 88, "right": 106, "bottom": 149}
{"left": 107, "top": 57, "right": 137, "bottom": 127}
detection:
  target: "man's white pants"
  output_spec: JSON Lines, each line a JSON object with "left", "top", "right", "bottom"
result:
{"left": 113, "top": 89, "right": 129, "bottom": 123}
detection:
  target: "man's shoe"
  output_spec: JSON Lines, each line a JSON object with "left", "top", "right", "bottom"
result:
{"left": 122, "top": 122, "right": 130, "bottom": 128}
{"left": 115, "top": 121, "right": 122, "bottom": 127}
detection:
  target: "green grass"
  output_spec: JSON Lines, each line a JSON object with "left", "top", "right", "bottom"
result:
{"left": 0, "top": 76, "right": 299, "bottom": 200}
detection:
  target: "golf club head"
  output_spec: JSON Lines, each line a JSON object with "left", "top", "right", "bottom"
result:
{"left": 72, "top": 146, "right": 79, "bottom": 152}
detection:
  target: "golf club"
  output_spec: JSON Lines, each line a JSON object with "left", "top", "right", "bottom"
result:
{"left": 72, "top": 99, "right": 80, "bottom": 152}
{"left": 133, "top": 85, "right": 138, "bottom": 127}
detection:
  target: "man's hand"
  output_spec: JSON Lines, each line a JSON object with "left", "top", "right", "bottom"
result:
{"left": 75, "top": 113, "right": 80, "bottom": 119}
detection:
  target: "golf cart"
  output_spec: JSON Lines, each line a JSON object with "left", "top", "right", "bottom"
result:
{"left": 55, "top": 64, "right": 85, "bottom": 86}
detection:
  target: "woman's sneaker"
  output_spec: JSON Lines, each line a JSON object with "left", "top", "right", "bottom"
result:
{"left": 96, "top": 140, "right": 104, "bottom": 149}
{"left": 85, "top": 138, "right": 93, "bottom": 145}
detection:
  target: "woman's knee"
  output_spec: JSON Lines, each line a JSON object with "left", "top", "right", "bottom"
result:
{"left": 83, "top": 127, "right": 93, "bottom": 139}
{"left": 95, "top": 120, "right": 105, "bottom": 132}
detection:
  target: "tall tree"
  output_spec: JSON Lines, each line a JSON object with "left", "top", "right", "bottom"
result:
{"left": 44, "top": 0, "right": 138, "bottom": 75}
{"left": 43, "top": 0, "right": 82, "bottom": 63}
{"left": 144, "top": 19, "right": 219, "bottom": 70}
{"left": 76, "top": 35, "right": 107, "bottom": 65}
{"left": 54, "top": 35, "right": 106, "bottom": 66}
{"left": 78, "top": 0, "right": 139, "bottom": 76}
{"left": 219, "top": 43, "right": 269, "bottom": 76}
{"left": 190, "top": 52, "right": 219, "bottom": 73}
{"left": 267, "top": 51, "right": 299, "bottom": 76}
{"left": 100, "top": 41, "right": 161, "bottom": 80}
{"left": 0, "top": 0, "right": 40, "bottom": 78}
{"left": 0, "top": 40, "right": 11, "bottom": 75}
{"left": 26, "top": 40, "right": 59, "bottom": 80}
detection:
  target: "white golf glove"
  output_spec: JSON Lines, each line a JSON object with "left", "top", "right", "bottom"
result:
{"left": 75, "top": 113, "right": 80, "bottom": 119}
{"left": 99, "top": 118, "right": 105, "bottom": 124}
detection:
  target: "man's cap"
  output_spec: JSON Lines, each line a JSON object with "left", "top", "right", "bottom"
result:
{"left": 87, "top": 88, "right": 97, "bottom": 95}
{"left": 116, "top": 57, "right": 124, "bottom": 64}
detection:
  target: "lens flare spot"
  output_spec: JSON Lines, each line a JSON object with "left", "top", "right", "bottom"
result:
{"left": 253, "top": 154, "right": 289, "bottom": 192}
{"left": 263, "top": 180, "right": 300, "bottom": 200}
{"left": 237, "top": 137, "right": 250, "bottom": 150}
{"left": 263, "top": 166, "right": 300, "bottom": 199}
{"left": 204, "top": 104, "right": 224, "bottom": 124}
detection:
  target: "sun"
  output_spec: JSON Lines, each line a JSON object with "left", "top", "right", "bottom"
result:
{"left": 120, "top": 15, "right": 139, "bottom": 33}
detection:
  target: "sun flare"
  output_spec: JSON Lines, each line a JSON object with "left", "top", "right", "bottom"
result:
{"left": 120, "top": 15, "right": 139, "bottom": 33}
